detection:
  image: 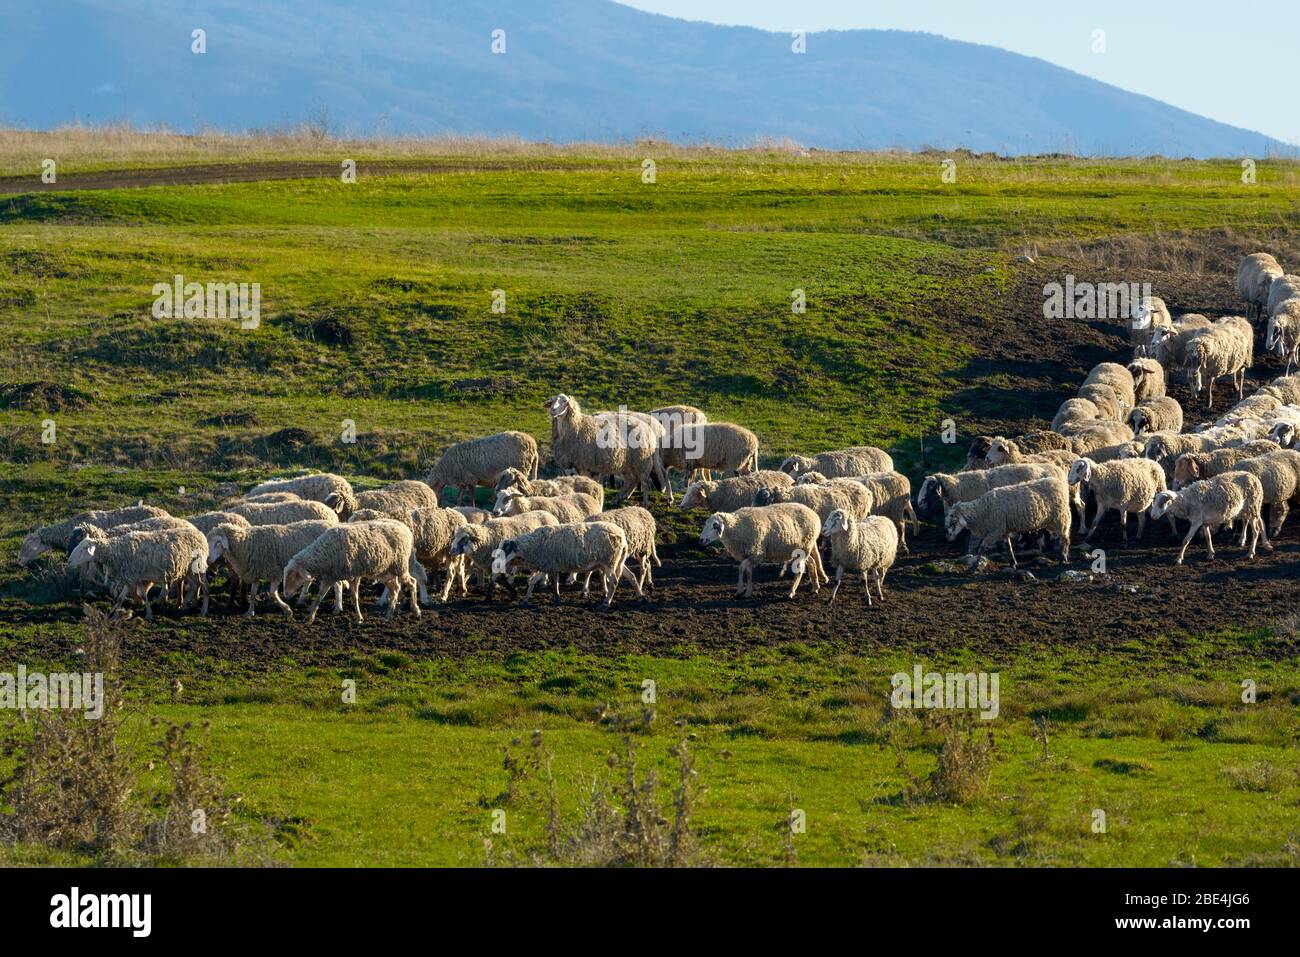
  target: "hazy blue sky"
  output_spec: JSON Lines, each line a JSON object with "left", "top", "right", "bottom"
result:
{"left": 617, "top": 1, "right": 1298, "bottom": 145}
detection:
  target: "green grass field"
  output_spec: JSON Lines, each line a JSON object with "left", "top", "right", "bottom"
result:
{"left": 2, "top": 136, "right": 1299, "bottom": 866}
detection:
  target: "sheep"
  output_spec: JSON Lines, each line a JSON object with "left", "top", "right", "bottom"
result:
{"left": 1128, "top": 295, "right": 1173, "bottom": 346}
{"left": 238, "top": 491, "right": 301, "bottom": 504}
{"left": 1260, "top": 374, "right": 1300, "bottom": 406}
{"left": 448, "top": 512, "right": 561, "bottom": 599}
{"left": 1128, "top": 396, "right": 1183, "bottom": 437}
{"left": 779, "top": 446, "right": 893, "bottom": 479}
{"left": 247, "top": 473, "right": 355, "bottom": 514}
{"left": 1128, "top": 358, "right": 1167, "bottom": 402}
{"left": 1265, "top": 299, "right": 1300, "bottom": 374}
{"left": 820, "top": 510, "right": 899, "bottom": 604}
{"left": 1217, "top": 392, "right": 1283, "bottom": 426}
{"left": 796, "top": 470, "right": 919, "bottom": 553}
{"left": 967, "top": 432, "right": 1072, "bottom": 469}
{"left": 583, "top": 506, "right": 659, "bottom": 593}
{"left": 1082, "top": 362, "right": 1136, "bottom": 413}
{"left": 1149, "top": 471, "right": 1266, "bottom": 563}
{"left": 67, "top": 518, "right": 208, "bottom": 610}
{"left": 424, "top": 431, "right": 540, "bottom": 507}
{"left": 207, "top": 520, "right": 336, "bottom": 617}
{"left": 1237, "top": 253, "right": 1284, "bottom": 322}
{"left": 752, "top": 480, "right": 873, "bottom": 524}
{"left": 678, "top": 470, "right": 794, "bottom": 513}
{"left": 547, "top": 394, "right": 663, "bottom": 505}
{"left": 1266, "top": 274, "right": 1300, "bottom": 317}
{"left": 1187, "top": 322, "right": 1251, "bottom": 408}
{"left": 1143, "top": 429, "right": 1248, "bottom": 483}
{"left": 1147, "top": 314, "right": 1212, "bottom": 378}
{"left": 1223, "top": 449, "right": 1300, "bottom": 536}
{"left": 1060, "top": 421, "right": 1137, "bottom": 457}
{"left": 699, "top": 503, "right": 826, "bottom": 598}
{"left": 1052, "top": 397, "right": 1101, "bottom": 432}
{"left": 984, "top": 437, "right": 1078, "bottom": 470}
{"left": 492, "top": 488, "right": 602, "bottom": 522}
{"left": 68, "top": 525, "right": 208, "bottom": 620}
{"left": 283, "top": 519, "right": 422, "bottom": 624}
{"left": 493, "top": 466, "right": 604, "bottom": 503}
{"left": 1075, "top": 383, "right": 1125, "bottom": 422}
{"left": 18, "top": 504, "right": 170, "bottom": 567}
{"left": 327, "top": 480, "right": 438, "bottom": 521}
{"left": 659, "top": 421, "right": 759, "bottom": 485}
{"left": 406, "top": 506, "right": 470, "bottom": 603}
{"left": 918, "top": 463, "right": 1064, "bottom": 516}
{"left": 943, "top": 477, "right": 1072, "bottom": 566}
{"left": 224, "top": 499, "right": 339, "bottom": 526}
{"left": 492, "top": 522, "right": 630, "bottom": 606}
{"left": 1067, "top": 457, "right": 1166, "bottom": 545}
{"left": 185, "top": 510, "right": 252, "bottom": 537}
{"left": 1172, "top": 441, "right": 1281, "bottom": 488}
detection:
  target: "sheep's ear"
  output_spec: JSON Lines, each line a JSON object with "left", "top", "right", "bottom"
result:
{"left": 86, "top": 543, "right": 96, "bottom": 557}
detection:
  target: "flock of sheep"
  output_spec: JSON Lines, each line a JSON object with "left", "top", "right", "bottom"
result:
{"left": 14, "top": 250, "right": 1300, "bottom": 618}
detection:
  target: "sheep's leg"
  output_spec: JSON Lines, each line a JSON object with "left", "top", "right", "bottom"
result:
{"left": 1004, "top": 537, "right": 1017, "bottom": 568}
{"left": 1270, "top": 501, "right": 1288, "bottom": 537}
{"left": 1118, "top": 509, "right": 1128, "bottom": 547}
{"left": 521, "top": 572, "right": 544, "bottom": 603}
{"left": 439, "top": 566, "right": 456, "bottom": 602}
{"left": 1175, "top": 521, "right": 1200, "bottom": 564}
{"left": 270, "top": 584, "right": 293, "bottom": 618}
{"left": 199, "top": 575, "right": 209, "bottom": 616}
{"left": 828, "top": 566, "right": 844, "bottom": 603}
{"left": 875, "top": 568, "right": 887, "bottom": 602}
{"left": 351, "top": 578, "right": 365, "bottom": 622}
{"left": 304, "top": 579, "right": 330, "bottom": 624}
{"left": 1135, "top": 510, "right": 1146, "bottom": 543}
{"left": 787, "top": 563, "right": 805, "bottom": 599}
{"left": 735, "top": 561, "right": 747, "bottom": 596}
{"left": 384, "top": 578, "right": 399, "bottom": 619}
{"left": 1085, "top": 506, "right": 1106, "bottom": 542}
{"left": 142, "top": 584, "right": 155, "bottom": 621}
{"left": 245, "top": 580, "right": 260, "bottom": 618}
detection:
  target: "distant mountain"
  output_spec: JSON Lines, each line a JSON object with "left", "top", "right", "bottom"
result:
{"left": 0, "top": 0, "right": 1286, "bottom": 157}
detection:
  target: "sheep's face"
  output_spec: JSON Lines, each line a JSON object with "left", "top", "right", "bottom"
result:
{"left": 944, "top": 506, "right": 970, "bottom": 541}
{"left": 1067, "top": 459, "right": 1091, "bottom": 486}
{"left": 64, "top": 526, "right": 94, "bottom": 559}
{"left": 18, "top": 531, "right": 49, "bottom": 567}
{"left": 494, "top": 468, "right": 525, "bottom": 493}
{"left": 678, "top": 482, "right": 712, "bottom": 510}
{"left": 1172, "top": 456, "right": 1199, "bottom": 490}
{"left": 699, "top": 515, "right": 726, "bottom": 546}
{"left": 323, "top": 492, "right": 352, "bottom": 519}
{"left": 968, "top": 436, "right": 993, "bottom": 460}
{"left": 752, "top": 487, "right": 775, "bottom": 507}
{"left": 282, "top": 562, "right": 313, "bottom": 597}
{"left": 985, "top": 440, "right": 1012, "bottom": 465}
{"left": 779, "top": 456, "right": 810, "bottom": 475}
{"left": 917, "top": 477, "right": 942, "bottom": 511}
{"left": 207, "top": 530, "right": 230, "bottom": 564}
{"left": 1149, "top": 491, "right": 1176, "bottom": 519}
{"left": 1270, "top": 422, "right": 1296, "bottom": 448}
{"left": 67, "top": 539, "right": 97, "bottom": 569}
{"left": 1129, "top": 409, "right": 1149, "bottom": 437}
{"left": 821, "top": 509, "right": 850, "bottom": 538}
{"left": 493, "top": 489, "right": 523, "bottom": 517}
{"left": 449, "top": 530, "right": 473, "bottom": 557}
{"left": 1131, "top": 301, "right": 1153, "bottom": 330}
{"left": 547, "top": 394, "right": 572, "bottom": 418}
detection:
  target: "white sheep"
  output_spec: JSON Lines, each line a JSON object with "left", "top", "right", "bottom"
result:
{"left": 492, "top": 521, "right": 630, "bottom": 606}
{"left": 1082, "top": 362, "right": 1136, "bottom": 414}
{"left": 207, "top": 520, "right": 336, "bottom": 617}
{"left": 583, "top": 506, "right": 659, "bottom": 592}
{"left": 426, "top": 431, "right": 540, "bottom": 507}
{"left": 1149, "top": 470, "right": 1265, "bottom": 563}
{"left": 1127, "top": 358, "right": 1166, "bottom": 402}
{"left": 678, "top": 470, "right": 794, "bottom": 512}
{"left": 918, "top": 463, "right": 1064, "bottom": 516}
{"left": 1127, "top": 396, "right": 1183, "bottom": 437}
{"left": 1052, "top": 397, "right": 1101, "bottom": 432}
{"left": 328, "top": 480, "right": 437, "bottom": 521}
{"left": 752, "top": 480, "right": 873, "bottom": 524}
{"left": 1128, "top": 295, "right": 1172, "bottom": 346}
{"left": 225, "top": 499, "right": 340, "bottom": 526}
{"left": 1146, "top": 314, "right": 1211, "bottom": 380}
{"left": 1172, "top": 440, "right": 1281, "bottom": 488}
{"left": 1187, "top": 321, "right": 1251, "bottom": 408}
{"left": 796, "top": 470, "right": 919, "bottom": 554}
{"left": 700, "top": 503, "right": 826, "bottom": 598}
{"left": 547, "top": 394, "right": 663, "bottom": 505}
{"left": 493, "top": 466, "right": 604, "bottom": 502}
{"left": 1225, "top": 449, "right": 1300, "bottom": 536}
{"left": 283, "top": 519, "right": 422, "bottom": 624}
{"left": 659, "top": 421, "right": 759, "bottom": 486}
{"left": 1265, "top": 299, "right": 1300, "bottom": 374}
{"left": 820, "top": 509, "right": 899, "bottom": 604}
{"left": 1266, "top": 274, "right": 1300, "bottom": 318}
{"left": 68, "top": 525, "right": 208, "bottom": 620}
{"left": 943, "top": 477, "right": 1072, "bottom": 566}
{"left": 779, "top": 446, "right": 893, "bottom": 478}
{"left": 19, "top": 503, "right": 169, "bottom": 567}
{"left": 1237, "top": 253, "right": 1284, "bottom": 322}
{"left": 448, "top": 512, "right": 562, "bottom": 599}
{"left": 408, "top": 506, "right": 470, "bottom": 603}
{"left": 492, "top": 488, "right": 602, "bottom": 522}
{"left": 1067, "top": 457, "right": 1166, "bottom": 545}
{"left": 247, "top": 473, "right": 356, "bottom": 515}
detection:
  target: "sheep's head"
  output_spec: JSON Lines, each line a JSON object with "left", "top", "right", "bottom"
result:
{"left": 1067, "top": 458, "right": 1093, "bottom": 486}
{"left": 984, "top": 438, "right": 1014, "bottom": 465}
{"left": 324, "top": 492, "right": 354, "bottom": 520}
{"left": 450, "top": 526, "right": 483, "bottom": 557}
{"left": 779, "top": 455, "right": 812, "bottom": 475}
{"left": 64, "top": 524, "right": 102, "bottom": 559}
{"left": 494, "top": 467, "right": 527, "bottom": 493}
{"left": 821, "top": 509, "right": 851, "bottom": 538}
{"left": 1171, "top": 454, "right": 1201, "bottom": 490}
{"left": 795, "top": 471, "right": 828, "bottom": 486}
{"left": 282, "top": 560, "right": 313, "bottom": 597}
{"left": 493, "top": 488, "right": 524, "bottom": 516}
{"left": 678, "top": 481, "right": 713, "bottom": 510}
{"left": 1128, "top": 408, "right": 1150, "bottom": 437}
{"left": 67, "top": 539, "right": 98, "bottom": 570}
{"left": 917, "top": 476, "right": 944, "bottom": 512}
{"left": 207, "top": 526, "right": 233, "bottom": 565}
{"left": 944, "top": 503, "right": 971, "bottom": 541}
{"left": 1270, "top": 422, "right": 1297, "bottom": 448}
{"left": 967, "top": 436, "right": 993, "bottom": 461}
{"left": 752, "top": 487, "right": 777, "bottom": 507}
{"left": 546, "top": 394, "right": 574, "bottom": 419}
{"left": 1149, "top": 490, "right": 1177, "bottom": 520}
{"left": 18, "top": 530, "right": 50, "bottom": 567}
{"left": 1130, "top": 300, "right": 1153, "bottom": 331}
{"left": 699, "top": 514, "right": 728, "bottom": 546}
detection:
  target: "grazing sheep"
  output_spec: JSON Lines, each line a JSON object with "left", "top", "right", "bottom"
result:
{"left": 943, "top": 477, "right": 1072, "bottom": 565}
{"left": 583, "top": 506, "right": 659, "bottom": 592}
{"left": 426, "top": 431, "right": 540, "bottom": 506}
{"left": 185, "top": 510, "right": 252, "bottom": 537}
{"left": 1060, "top": 421, "right": 1137, "bottom": 457}
{"left": 492, "top": 488, "right": 602, "bottom": 522}
{"left": 968, "top": 432, "right": 1072, "bottom": 469}
{"left": 547, "top": 394, "right": 663, "bottom": 505}
{"left": 283, "top": 520, "right": 422, "bottom": 624}
{"left": 1128, "top": 295, "right": 1173, "bottom": 346}
{"left": 493, "top": 467, "right": 604, "bottom": 502}
{"left": 779, "top": 446, "right": 893, "bottom": 479}
{"left": 1237, "top": 253, "right": 1284, "bottom": 322}
{"left": 700, "top": 503, "right": 826, "bottom": 598}
{"left": 1265, "top": 299, "right": 1300, "bottom": 374}
{"left": 820, "top": 510, "right": 899, "bottom": 604}
{"left": 1217, "top": 392, "right": 1283, "bottom": 426}
{"left": 918, "top": 463, "right": 1063, "bottom": 516}
{"left": 493, "top": 522, "right": 630, "bottom": 606}
{"left": 1224, "top": 449, "right": 1300, "bottom": 536}
{"left": 659, "top": 422, "right": 759, "bottom": 485}
{"left": 207, "top": 520, "right": 336, "bottom": 617}
{"left": 1067, "top": 457, "right": 1166, "bottom": 545}
{"left": 224, "top": 499, "right": 339, "bottom": 526}
{"left": 407, "top": 506, "right": 470, "bottom": 603}
{"left": 678, "top": 470, "right": 794, "bottom": 513}
{"left": 448, "top": 512, "right": 562, "bottom": 599}
{"left": 1128, "top": 396, "right": 1184, "bottom": 437}
{"left": 19, "top": 504, "right": 170, "bottom": 567}
{"left": 328, "top": 480, "right": 437, "bottom": 521}
{"left": 1128, "top": 358, "right": 1166, "bottom": 402}
{"left": 1052, "top": 397, "right": 1101, "bottom": 432}
{"left": 753, "top": 480, "right": 873, "bottom": 524}
{"left": 1187, "top": 321, "right": 1251, "bottom": 408}
{"left": 1082, "top": 362, "right": 1136, "bottom": 413}
{"left": 796, "top": 470, "right": 919, "bottom": 554}
{"left": 247, "top": 473, "right": 355, "bottom": 514}
{"left": 68, "top": 525, "right": 208, "bottom": 620}
{"left": 1172, "top": 441, "right": 1281, "bottom": 488}
{"left": 650, "top": 405, "right": 708, "bottom": 430}
{"left": 1149, "top": 471, "right": 1266, "bottom": 563}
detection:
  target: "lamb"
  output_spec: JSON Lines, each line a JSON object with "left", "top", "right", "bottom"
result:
{"left": 819, "top": 510, "right": 899, "bottom": 604}
{"left": 1149, "top": 471, "right": 1266, "bottom": 563}
{"left": 282, "top": 519, "right": 422, "bottom": 624}
{"left": 699, "top": 502, "right": 826, "bottom": 598}
{"left": 1237, "top": 253, "right": 1284, "bottom": 322}
{"left": 224, "top": 499, "right": 339, "bottom": 526}
{"left": 426, "top": 431, "right": 540, "bottom": 506}
{"left": 658, "top": 421, "right": 759, "bottom": 485}
{"left": 752, "top": 480, "right": 873, "bottom": 524}
{"left": 1052, "top": 398, "right": 1101, "bottom": 433}
{"left": 448, "top": 512, "right": 561, "bottom": 599}
{"left": 207, "top": 520, "right": 336, "bottom": 617}
{"left": 943, "top": 477, "right": 1072, "bottom": 566}
{"left": 1186, "top": 321, "right": 1251, "bottom": 408}
{"left": 247, "top": 473, "right": 355, "bottom": 515}
{"left": 678, "top": 470, "right": 794, "bottom": 512}
{"left": 583, "top": 506, "right": 659, "bottom": 592}
{"left": 779, "top": 446, "right": 894, "bottom": 478}
{"left": 492, "top": 488, "right": 603, "bottom": 522}
{"left": 1127, "top": 396, "right": 1183, "bottom": 437}
{"left": 1081, "top": 362, "right": 1136, "bottom": 413}
{"left": 1127, "top": 358, "right": 1166, "bottom": 402}
{"left": 493, "top": 466, "right": 604, "bottom": 502}
{"left": 1172, "top": 441, "right": 1281, "bottom": 488}
{"left": 796, "top": 470, "right": 919, "bottom": 553}
{"left": 1067, "top": 457, "right": 1166, "bottom": 545}
{"left": 1265, "top": 299, "right": 1300, "bottom": 374}
{"left": 68, "top": 525, "right": 208, "bottom": 620}
{"left": 19, "top": 504, "right": 170, "bottom": 567}
{"left": 407, "top": 506, "right": 470, "bottom": 603}
{"left": 329, "top": 480, "right": 438, "bottom": 521}
{"left": 547, "top": 394, "right": 663, "bottom": 505}
{"left": 918, "top": 463, "right": 1063, "bottom": 516}
{"left": 1223, "top": 449, "right": 1300, "bottom": 536}
{"left": 1128, "top": 295, "right": 1173, "bottom": 346}
{"left": 492, "top": 521, "right": 630, "bottom": 606}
